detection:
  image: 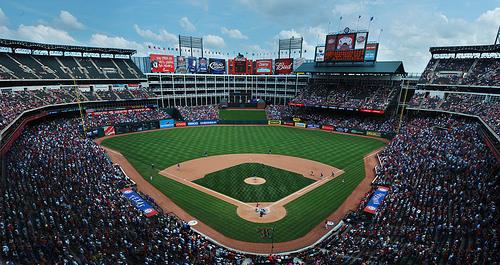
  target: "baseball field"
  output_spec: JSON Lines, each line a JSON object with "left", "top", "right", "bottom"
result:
{"left": 100, "top": 125, "right": 385, "bottom": 247}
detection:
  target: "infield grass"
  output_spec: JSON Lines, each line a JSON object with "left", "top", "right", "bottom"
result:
{"left": 219, "top": 109, "right": 267, "bottom": 120}
{"left": 101, "top": 125, "right": 385, "bottom": 243}
{"left": 194, "top": 163, "right": 314, "bottom": 202}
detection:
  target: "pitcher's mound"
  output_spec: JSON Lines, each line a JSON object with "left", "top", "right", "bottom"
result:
{"left": 244, "top": 177, "right": 266, "bottom": 185}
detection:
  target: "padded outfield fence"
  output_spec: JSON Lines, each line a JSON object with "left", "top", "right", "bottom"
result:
{"left": 93, "top": 118, "right": 394, "bottom": 138}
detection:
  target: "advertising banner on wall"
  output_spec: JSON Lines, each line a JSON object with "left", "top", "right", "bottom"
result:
{"left": 159, "top": 119, "right": 175, "bottom": 128}
{"left": 274, "top": 58, "right": 294, "bottom": 74}
{"left": 187, "top": 57, "right": 197, "bottom": 73}
{"left": 198, "top": 57, "right": 208, "bottom": 73}
{"left": 103, "top": 126, "right": 115, "bottom": 136}
{"left": 176, "top": 56, "right": 187, "bottom": 73}
{"left": 208, "top": 58, "right": 226, "bottom": 74}
{"left": 150, "top": 54, "right": 174, "bottom": 73}
{"left": 314, "top": 46, "right": 325, "bottom": 62}
{"left": 121, "top": 188, "right": 159, "bottom": 217}
{"left": 255, "top": 59, "right": 273, "bottom": 75}
{"left": 364, "top": 186, "right": 389, "bottom": 214}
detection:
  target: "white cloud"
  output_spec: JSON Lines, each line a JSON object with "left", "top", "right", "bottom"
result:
{"left": 179, "top": 17, "right": 196, "bottom": 32}
{"left": 0, "top": 8, "right": 7, "bottom": 25}
{"left": 133, "top": 24, "right": 177, "bottom": 43}
{"left": 203, "top": 34, "right": 225, "bottom": 47}
{"left": 221, "top": 27, "right": 248, "bottom": 39}
{"left": 477, "top": 7, "right": 500, "bottom": 25}
{"left": 16, "top": 24, "right": 76, "bottom": 44}
{"left": 378, "top": 7, "right": 500, "bottom": 73}
{"left": 57, "top": 10, "right": 84, "bottom": 30}
{"left": 89, "top": 33, "right": 154, "bottom": 56}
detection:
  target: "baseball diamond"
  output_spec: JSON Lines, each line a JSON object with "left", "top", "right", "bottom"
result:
{"left": 99, "top": 125, "right": 386, "bottom": 246}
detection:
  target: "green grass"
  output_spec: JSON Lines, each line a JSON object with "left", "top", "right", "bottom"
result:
{"left": 194, "top": 163, "right": 314, "bottom": 202}
{"left": 101, "top": 126, "right": 385, "bottom": 243}
{"left": 219, "top": 109, "right": 267, "bottom": 120}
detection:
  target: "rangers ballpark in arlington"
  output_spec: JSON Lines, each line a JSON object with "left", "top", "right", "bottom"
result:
{"left": 0, "top": 1, "right": 498, "bottom": 264}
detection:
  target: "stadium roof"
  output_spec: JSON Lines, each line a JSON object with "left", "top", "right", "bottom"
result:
{"left": 429, "top": 44, "right": 500, "bottom": 54}
{"left": 295, "top": 61, "right": 405, "bottom": 75}
{"left": 0, "top": 39, "right": 137, "bottom": 55}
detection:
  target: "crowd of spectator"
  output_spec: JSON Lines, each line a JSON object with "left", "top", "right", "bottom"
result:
{"left": 409, "top": 92, "right": 500, "bottom": 135}
{"left": 290, "top": 82, "right": 398, "bottom": 110}
{"left": 294, "top": 108, "right": 396, "bottom": 133}
{"left": 177, "top": 105, "right": 219, "bottom": 121}
{"left": 0, "top": 87, "right": 157, "bottom": 131}
{"left": 84, "top": 109, "right": 171, "bottom": 128}
{"left": 0, "top": 119, "right": 258, "bottom": 264}
{"left": 419, "top": 57, "right": 499, "bottom": 86}
{"left": 1, "top": 111, "right": 498, "bottom": 264}
{"left": 265, "top": 105, "right": 294, "bottom": 120}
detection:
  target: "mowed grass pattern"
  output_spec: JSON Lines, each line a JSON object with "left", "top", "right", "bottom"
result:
{"left": 194, "top": 163, "right": 314, "bottom": 202}
{"left": 101, "top": 126, "right": 385, "bottom": 243}
{"left": 219, "top": 109, "right": 267, "bottom": 120}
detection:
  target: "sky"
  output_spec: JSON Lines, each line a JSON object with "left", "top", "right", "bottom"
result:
{"left": 0, "top": 0, "right": 498, "bottom": 73}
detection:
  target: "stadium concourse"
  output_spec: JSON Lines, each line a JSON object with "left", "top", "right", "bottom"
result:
{"left": 0, "top": 37, "right": 499, "bottom": 264}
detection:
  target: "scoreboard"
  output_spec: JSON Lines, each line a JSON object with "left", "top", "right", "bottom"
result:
{"left": 323, "top": 28, "right": 369, "bottom": 62}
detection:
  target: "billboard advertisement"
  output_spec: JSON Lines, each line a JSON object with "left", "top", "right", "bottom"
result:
{"left": 314, "top": 46, "right": 325, "bottom": 62}
{"left": 208, "top": 58, "right": 226, "bottom": 74}
{"left": 364, "top": 186, "right": 389, "bottom": 214}
{"left": 176, "top": 56, "right": 187, "bottom": 73}
{"left": 150, "top": 54, "right": 174, "bottom": 73}
{"left": 234, "top": 60, "right": 246, "bottom": 74}
{"left": 364, "top": 43, "right": 379, "bottom": 61}
{"left": 159, "top": 119, "right": 175, "bottom": 128}
{"left": 255, "top": 59, "right": 273, "bottom": 75}
{"left": 354, "top": 32, "right": 368, "bottom": 50}
{"left": 274, "top": 58, "right": 293, "bottom": 74}
{"left": 198, "top": 57, "right": 208, "bottom": 73}
{"left": 187, "top": 57, "right": 197, "bottom": 73}
{"left": 325, "top": 35, "right": 336, "bottom": 52}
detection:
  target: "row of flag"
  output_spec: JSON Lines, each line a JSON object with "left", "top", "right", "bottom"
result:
{"left": 145, "top": 46, "right": 307, "bottom": 57}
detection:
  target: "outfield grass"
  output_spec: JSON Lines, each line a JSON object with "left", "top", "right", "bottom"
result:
{"left": 219, "top": 109, "right": 267, "bottom": 120}
{"left": 194, "top": 163, "right": 314, "bottom": 202}
{"left": 101, "top": 126, "right": 385, "bottom": 243}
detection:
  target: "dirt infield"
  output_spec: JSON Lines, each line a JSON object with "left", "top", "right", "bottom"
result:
{"left": 97, "top": 130, "right": 387, "bottom": 254}
{"left": 159, "top": 154, "right": 343, "bottom": 223}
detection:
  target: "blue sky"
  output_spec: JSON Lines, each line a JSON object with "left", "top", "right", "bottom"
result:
{"left": 0, "top": 0, "right": 498, "bottom": 72}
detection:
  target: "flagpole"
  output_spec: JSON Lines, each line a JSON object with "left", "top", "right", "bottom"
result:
{"left": 356, "top": 15, "right": 361, "bottom": 32}
{"left": 368, "top": 17, "right": 374, "bottom": 33}
{"left": 377, "top": 28, "right": 383, "bottom": 43}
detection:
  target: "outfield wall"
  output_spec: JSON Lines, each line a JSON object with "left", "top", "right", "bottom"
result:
{"left": 94, "top": 118, "right": 393, "bottom": 139}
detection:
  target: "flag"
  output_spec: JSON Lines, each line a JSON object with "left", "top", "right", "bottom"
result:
{"left": 370, "top": 16, "right": 374, "bottom": 21}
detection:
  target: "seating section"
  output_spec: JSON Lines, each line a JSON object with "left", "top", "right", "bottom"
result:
{"left": 419, "top": 57, "right": 500, "bottom": 86}
{"left": 409, "top": 92, "right": 500, "bottom": 135}
{"left": 0, "top": 87, "right": 157, "bottom": 131}
{"left": 291, "top": 82, "right": 398, "bottom": 110}
{"left": 177, "top": 105, "right": 219, "bottom": 121}
{"left": 0, "top": 52, "right": 144, "bottom": 80}
{"left": 1, "top": 115, "right": 496, "bottom": 264}
{"left": 85, "top": 108, "right": 171, "bottom": 128}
